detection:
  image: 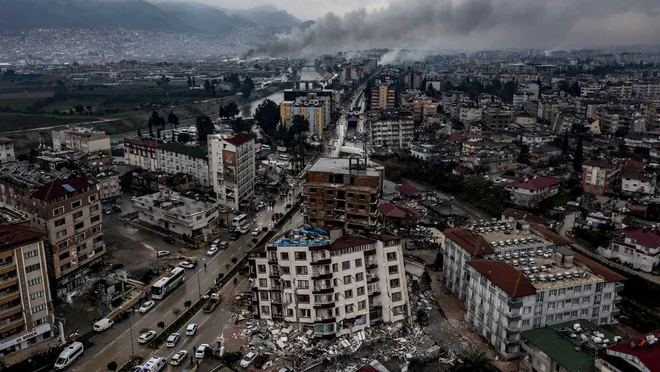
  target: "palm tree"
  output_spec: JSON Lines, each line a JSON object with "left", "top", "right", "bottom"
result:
{"left": 450, "top": 350, "right": 497, "bottom": 372}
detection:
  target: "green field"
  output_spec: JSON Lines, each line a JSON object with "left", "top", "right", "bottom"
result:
{"left": 0, "top": 113, "right": 97, "bottom": 133}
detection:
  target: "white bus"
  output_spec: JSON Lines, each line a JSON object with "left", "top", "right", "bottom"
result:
{"left": 232, "top": 214, "right": 249, "bottom": 229}
{"left": 151, "top": 268, "right": 186, "bottom": 300}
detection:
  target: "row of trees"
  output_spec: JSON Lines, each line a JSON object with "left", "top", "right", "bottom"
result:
{"left": 144, "top": 111, "right": 179, "bottom": 138}
{"left": 187, "top": 74, "right": 255, "bottom": 98}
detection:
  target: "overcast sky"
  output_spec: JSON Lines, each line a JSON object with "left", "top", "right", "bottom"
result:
{"left": 190, "top": 0, "right": 388, "bottom": 20}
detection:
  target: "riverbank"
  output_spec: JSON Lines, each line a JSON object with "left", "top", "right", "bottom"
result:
{"left": 4, "top": 84, "right": 285, "bottom": 151}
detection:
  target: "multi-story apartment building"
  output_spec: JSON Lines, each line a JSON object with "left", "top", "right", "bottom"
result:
{"left": 156, "top": 142, "right": 210, "bottom": 188}
{"left": 458, "top": 105, "right": 483, "bottom": 124}
{"left": 370, "top": 85, "right": 396, "bottom": 111}
{"left": 621, "top": 169, "right": 656, "bottom": 195}
{"left": 0, "top": 224, "right": 55, "bottom": 362}
{"left": 0, "top": 137, "right": 15, "bottom": 164}
{"left": 248, "top": 226, "right": 410, "bottom": 338}
{"left": 52, "top": 126, "right": 111, "bottom": 154}
{"left": 581, "top": 160, "right": 621, "bottom": 195}
{"left": 0, "top": 167, "right": 105, "bottom": 298}
{"left": 596, "top": 107, "right": 632, "bottom": 134}
{"left": 443, "top": 222, "right": 625, "bottom": 360}
{"left": 208, "top": 133, "right": 256, "bottom": 212}
{"left": 403, "top": 70, "right": 422, "bottom": 90}
{"left": 633, "top": 83, "right": 660, "bottom": 98}
{"left": 340, "top": 64, "right": 364, "bottom": 83}
{"left": 90, "top": 170, "right": 122, "bottom": 201}
{"left": 505, "top": 176, "right": 561, "bottom": 207}
{"left": 134, "top": 190, "right": 218, "bottom": 238}
{"left": 281, "top": 93, "right": 331, "bottom": 133}
{"left": 303, "top": 158, "right": 382, "bottom": 233}
{"left": 124, "top": 138, "right": 160, "bottom": 171}
{"left": 369, "top": 117, "right": 414, "bottom": 149}
{"left": 601, "top": 227, "right": 660, "bottom": 273}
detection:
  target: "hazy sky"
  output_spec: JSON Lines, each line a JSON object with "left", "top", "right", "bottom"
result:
{"left": 191, "top": 0, "right": 389, "bottom": 20}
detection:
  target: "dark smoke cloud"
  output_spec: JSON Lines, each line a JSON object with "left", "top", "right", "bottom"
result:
{"left": 256, "top": 0, "right": 660, "bottom": 57}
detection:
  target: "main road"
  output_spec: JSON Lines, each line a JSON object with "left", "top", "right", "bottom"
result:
{"left": 70, "top": 196, "right": 303, "bottom": 372}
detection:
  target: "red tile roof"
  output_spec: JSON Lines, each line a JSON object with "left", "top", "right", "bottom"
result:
{"left": 124, "top": 137, "right": 160, "bottom": 148}
{"left": 530, "top": 223, "right": 573, "bottom": 245}
{"left": 573, "top": 253, "right": 627, "bottom": 282}
{"left": 582, "top": 159, "right": 618, "bottom": 170}
{"left": 468, "top": 260, "right": 536, "bottom": 298}
{"left": 447, "top": 132, "right": 470, "bottom": 142}
{"left": 507, "top": 176, "right": 560, "bottom": 190}
{"left": 0, "top": 224, "right": 44, "bottom": 249}
{"left": 224, "top": 133, "right": 253, "bottom": 147}
{"left": 379, "top": 203, "right": 421, "bottom": 220}
{"left": 615, "top": 227, "right": 660, "bottom": 249}
{"left": 0, "top": 137, "right": 14, "bottom": 144}
{"left": 603, "top": 330, "right": 660, "bottom": 372}
{"left": 444, "top": 228, "right": 494, "bottom": 256}
{"left": 31, "top": 176, "right": 95, "bottom": 201}
{"left": 502, "top": 208, "right": 550, "bottom": 225}
{"left": 396, "top": 184, "right": 421, "bottom": 197}
{"left": 330, "top": 235, "right": 376, "bottom": 251}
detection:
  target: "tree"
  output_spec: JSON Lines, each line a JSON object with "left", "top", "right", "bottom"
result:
{"left": 137, "top": 128, "right": 142, "bottom": 137}
{"left": 172, "top": 308, "right": 181, "bottom": 317}
{"left": 184, "top": 300, "right": 192, "bottom": 308}
{"left": 147, "top": 117, "right": 154, "bottom": 136}
{"left": 561, "top": 130, "right": 569, "bottom": 156}
{"left": 291, "top": 114, "right": 310, "bottom": 134}
{"left": 107, "top": 361, "right": 118, "bottom": 371}
{"left": 240, "top": 83, "right": 253, "bottom": 98}
{"left": 254, "top": 99, "right": 280, "bottom": 135}
{"left": 186, "top": 76, "right": 192, "bottom": 88}
{"left": 450, "top": 350, "right": 497, "bottom": 372}
{"left": 196, "top": 115, "right": 214, "bottom": 144}
{"left": 218, "top": 105, "right": 225, "bottom": 119}
{"left": 178, "top": 133, "right": 192, "bottom": 143}
{"left": 573, "top": 135, "right": 584, "bottom": 173}
{"left": 157, "top": 321, "right": 165, "bottom": 330}
{"left": 167, "top": 111, "right": 179, "bottom": 128}
{"left": 225, "top": 102, "right": 239, "bottom": 118}
{"left": 231, "top": 117, "right": 252, "bottom": 133}
{"left": 74, "top": 104, "right": 85, "bottom": 114}
{"left": 434, "top": 251, "right": 443, "bottom": 270}
{"left": 204, "top": 79, "right": 211, "bottom": 92}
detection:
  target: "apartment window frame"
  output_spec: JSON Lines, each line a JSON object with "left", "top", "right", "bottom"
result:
{"left": 71, "top": 200, "right": 82, "bottom": 209}
{"left": 53, "top": 206, "right": 64, "bottom": 217}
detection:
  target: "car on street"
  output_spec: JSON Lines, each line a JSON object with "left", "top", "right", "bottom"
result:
{"left": 185, "top": 323, "right": 197, "bottom": 336}
{"left": 252, "top": 228, "right": 261, "bottom": 236}
{"left": 207, "top": 246, "right": 218, "bottom": 256}
{"left": 138, "top": 330, "right": 157, "bottom": 344}
{"left": 170, "top": 350, "right": 188, "bottom": 366}
{"left": 138, "top": 300, "right": 155, "bottom": 314}
{"left": 156, "top": 250, "right": 170, "bottom": 258}
{"left": 179, "top": 259, "right": 197, "bottom": 269}
{"left": 212, "top": 238, "right": 221, "bottom": 246}
{"left": 230, "top": 231, "right": 240, "bottom": 240}
{"left": 219, "top": 241, "right": 229, "bottom": 249}
{"left": 166, "top": 333, "right": 180, "bottom": 348}
{"left": 238, "top": 225, "right": 249, "bottom": 235}
{"left": 164, "top": 236, "right": 176, "bottom": 244}
{"left": 195, "top": 344, "right": 210, "bottom": 359}
{"left": 240, "top": 352, "right": 257, "bottom": 367}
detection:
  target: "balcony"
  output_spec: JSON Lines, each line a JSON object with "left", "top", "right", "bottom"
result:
{"left": 367, "top": 274, "right": 379, "bottom": 283}
{"left": 0, "top": 288, "right": 19, "bottom": 303}
{"left": 269, "top": 285, "right": 282, "bottom": 291}
{"left": 366, "top": 261, "right": 377, "bottom": 269}
{"left": 369, "top": 301, "right": 382, "bottom": 310}
{"left": 268, "top": 256, "right": 278, "bottom": 263}
{"left": 0, "top": 304, "right": 23, "bottom": 318}
{"left": 368, "top": 288, "right": 381, "bottom": 297}
{"left": 311, "top": 271, "right": 333, "bottom": 280}
{"left": 269, "top": 271, "right": 281, "bottom": 278}
{"left": 0, "top": 318, "right": 24, "bottom": 334}
{"left": 0, "top": 276, "right": 18, "bottom": 290}
{"left": 270, "top": 297, "right": 283, "bottom": 304}
{"left": 312, "top": 286, "right": 333, "bottom": 294}
{"left": 0, "top": 262, "right": 16, "bottom": 275}
{"left": 313, "top": 301, "right": 335, "bottom": 309}
{"left": 311, "top": 256, "right": 331, "bottom": 265}
{"left": 507, "top": 297, "right": 523, "bottom": 308}
{"left": 615, "top": 283, "right": 624, "bottom": 292}
{"left": 613, "top": 296, "right": 622, "bottom": 304}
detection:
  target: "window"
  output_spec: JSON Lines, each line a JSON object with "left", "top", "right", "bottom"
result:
{"left": 260, "top": 292, "right": 269, "bottom": 301}
{"left": 584, "top": 284, "right": 592, "bottom": 291}
{"left": 555, "top": 314, "right": 562, "bottom": 321}
{"left": 580, "top": 309, "right": 589, "bottom": 316}
{"left": 54, "top": 218, "right": 65, "bottom": 227}
{"left": 574, "top": 286, "right": 582, "bottom": 293}
{"left": 30, "top": 290, "right": 45, "bottom": 300}
{"left": 28, "top": 277, "right": 42, "bottom": 287}
{"left": 602, "top": 305, "right": 610, "bottom": 312}
{"left": 332, "top": 263, "right": 339, "bottom": 272}
{"left": 358, "top": 300, "right": 366, "bottom": 310}
{"left": 582, "top": 297, "right": 590, "bottom": 304}
{"left": 355, "top": 258, "right": 362, "bottom": 267}
{"left": 261, "top": 306, "right": 270, "bottom": 315}
{"left": 25, "top": 263, "right": 41, "bottom": 273}
{"left": 357, "top": 286, "right": 365, "bottom": 296}
{"left": 258, "top": 265, "right": 266, "bottom": 274}
{"left": 53, "top": 206, "right": 64, "bottom": 216}
{"left": 522, "top": 319, "right": 530, "bottom": 327}
{"left": 259, "top": 278, "right": 267, "bottom": 287}
{"left": 296, "top": 280, "right": 309, "bottom": 289}
{"left": 604, "top": 293, "right": 612, "bottom": 300}
{"left": 89, "top": 194, "right": 98, "bottom": 202}
{"left": 600, "top": 317, "right": 608, "bottom": 324}
{"left": 73, "top": 211, "right": 83, "bottom": 220}
{"left": 282, "top": 267, "right": 290, "bottom": 274}
{"left": 549, "top": 289, "right": 557, "bottom": 296}
{"left": 295, "top": 266, "right": 308, "bottom": 275}
{"left": 387, "top": 252, "right": 397, "bottom": 261}
{"left": 388, "top": 265, "right": 399, "bottom": 275}
{"left": 345, "top": 304, "right": 354, "bottom": 313}
{"left": 558, "top": 288, "right": 566, "bottom": 295}
{"left": 572, "top": 298, "right": 579, "bottom": 305}
{"left": 71, "top": 200, "right": 82, "bottom": 209}
{"left": 74, "top": 222, "right": 84, "bottom": 230}
{"left": 281, "top": 252, "right": 289, "bottom": 260}
{"left": 343, "top": 275, "right": 352, "bottom": 284}
{"left": 90, "top": 205, "right": 99, "bottom": 213}
{"left": 392, "top": 292, "right": 402, "bottom": 301}
{"left": 297, "top": 295, "right": 310, "bottom": 304}
{"left": 55, "top": 229, "right": 67, "bottom": 239}
{"left": 523, "top": 307, "right": 531, "bottom": 314}
{"left": 356, "top": 273, "right": 364, "bottom": 281}
{"left": 390, "top": 278, "right": 400, "bottom": 288}
{"left": 23, "top": 250, "right": 38, "bottom": 259}
{"left": 31, "top": 304, "right": 47, "bottom": 314}
{"left": 91, "top": 215, "right": 100, "bottom": 224}
{"left": 546, "top": 315, "right": 553, "bottom": 323}
{"left": 283, "top": 281, "right": 292, "bottom": 289}
{"left": 59, "top": 252, "right": 70, "bottom": 261}
{"left": 295, "top": 252, "right": 307, "bottom": 261}
{"left": 548, "top": 302, "right": 555, "bottom": 310}
{"left": 571, "top": 311, "right": 578, "bottom": 318}
{"left": 342, "top": 261, "right": 350, "bottom": 270}
{"left": 345, "top": 290, "right": 353, "bottom": 299}
{"left": 299, "top": 309, "right": 310, "bottom": 318}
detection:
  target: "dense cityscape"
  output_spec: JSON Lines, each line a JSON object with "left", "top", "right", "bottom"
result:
{"left": 1, "top": 1, "right": 660, "bottom": 372}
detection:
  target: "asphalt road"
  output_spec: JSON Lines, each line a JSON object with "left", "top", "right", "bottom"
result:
{"left": 68, "top": 196, "right": 302, "bottom": 372}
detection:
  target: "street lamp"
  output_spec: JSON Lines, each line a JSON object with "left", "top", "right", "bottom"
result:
{"left": 125, "top": 307, "right": 135, "bottom": 358}
{"left": 196, "top": 265, "right": 202, "bottom": 298}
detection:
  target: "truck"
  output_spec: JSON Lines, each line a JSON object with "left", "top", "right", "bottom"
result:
{"left": 203, "top": 293, "right": 221, "bottom": 313}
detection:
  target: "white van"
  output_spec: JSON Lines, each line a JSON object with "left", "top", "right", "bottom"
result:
{"left": 54, "top": 342, "right": 84, "bottom": 370}
{"left": 140, "top": 356, "right": 167, "bottom": 372}
{"left": 93, "top": 318, "right": 114, "bottom": 332}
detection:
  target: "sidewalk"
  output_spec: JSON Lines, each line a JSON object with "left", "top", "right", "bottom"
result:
{"left": 428, "top": 272, "right": 518, "bottom": 372}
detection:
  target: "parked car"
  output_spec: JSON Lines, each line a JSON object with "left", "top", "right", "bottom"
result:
{"left": 219, "top": 241, "right": 229, "bottom": 249}
{"left": 185, "top": 323, "right": 197, "bottom": 336}
{"left": 195, "top": 344, "right": 209, "bottom": 359}
{"left": 166, "top": 333, "right": 180, "bottom": 348}
{"left": 179, "top": 259, "right": 197, "bottom": 269}
{"left": 238, "top": 225, "right": 249, "bottom": 235}
{"left": 240, "top": 352, "right": 257, "bottom": 367}
{"left": 164, "top": 236, "right": 176, "bottom": 244}
{"left": 170, "top": 350, "right": 188, "bottom": 366}
{"left": 157, "top": 250, "right": 170, "bottom": 258}
{"left": 251, "top": 228, "right": 261, "bottom": 236}
{"left": 112, "top": 205, "right": 122, "bottom": 213}
{"left": 207, "top": 246, "right": 218, "bottom": 256}
{"left": 138, "top": 301, "right": 155, "bottom": 314}
{"left": 138, "top": 330, "right": 157, "bottom": 344}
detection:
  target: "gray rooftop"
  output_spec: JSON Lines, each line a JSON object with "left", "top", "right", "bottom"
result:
{"left": 308, "top": 157, "right": 380, "bottom": 178}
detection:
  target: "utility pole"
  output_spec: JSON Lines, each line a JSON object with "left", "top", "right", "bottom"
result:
{"left": 196, "top": 265, "right": 202, "bottom": 298}
{"left": 128, "top": 308, "right": 135, "bottom": 357}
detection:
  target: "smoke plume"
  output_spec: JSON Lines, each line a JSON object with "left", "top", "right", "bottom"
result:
{"left": 256, "top": 0, "right": 660, "bottom": 57}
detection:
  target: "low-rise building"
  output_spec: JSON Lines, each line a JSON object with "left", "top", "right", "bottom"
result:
{"left": 0, "top": 137, "right": 15, "bottom": 164}
{"left": 91, "top": 170, "right": 122, "bottom": 201}
{"left": 0, "top": 225, "right": 55, "bottom": 363}
{"left": 124, "top": 138, "right": 160, "bottom": 171}
{"left": 506, "top": 176, "right": 561, "bottom": 207}
{"left": 156, "top": 142, "right": 210, "bottom": 188}
{"left": 248, "top": 226, "right": 410, "bottom": 338}
{"left": 52, "top": 126, "right": 110, "bottom": 154}
{"left": 581, "top": 160, "right": 621, "bottom": 196}
{"left": 601, "top": 227, "right": 660, "bottom": 273}
{"left": 597, "top": 330, "right": 660, "bottom": 372}
{"left": 621, "top": 169, "right": 656, "bottom": 195}
{"left": 134, "top": 190, "right": 218, "bottom": 239}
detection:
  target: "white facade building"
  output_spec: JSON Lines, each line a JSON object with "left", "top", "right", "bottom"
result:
{"left": 444, "top": 223, "right": 625, "bottom": 360}
{"left": 369, "top": 119, "right": 415, "bottom": 149}
{"left": 249, "top": 228, "right": 410, "bottom": 337}
{"left": 208, "top": 133, "right": 256, "bottom": 211}
{"left": 0, "top": 137, "right": 15, "bottom": 163}
{"left": 124, "top": 138, "right": 159, "bottom": 171}
{"left": 621, "top": 169, "right": 656, "bottom": 195}
{"left": 52, "top": 126, "right": 110, "bottom": 153}
{"left": 600, "top": 227, "right": 660, "bottom": 273}
{"left": 133, "top": 190, "right": 218, "bottom": 238}
{"left": 156, "top": 142, "right": 210, "bottom": 187}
